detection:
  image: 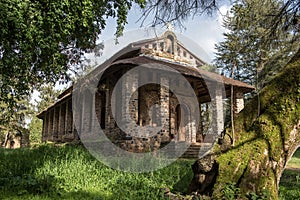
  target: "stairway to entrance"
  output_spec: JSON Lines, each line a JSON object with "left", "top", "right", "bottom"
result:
{"left": 180, "top": 143, "right": 213, "bottom": 159}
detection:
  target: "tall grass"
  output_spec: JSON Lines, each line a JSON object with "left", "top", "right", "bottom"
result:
{"left": 279, "top": 148, "right": 300, "bottom": 200}
{"left": 0, "top": 144, "right": 194, "bottom": 200}
{"left": 286, "top": 148, "right": 300, "bottom": 169}
{"left": 1, "top": 145, "right": 299, "bottom": 199}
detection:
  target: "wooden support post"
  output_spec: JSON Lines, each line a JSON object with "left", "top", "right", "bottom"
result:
{"left": 211, "top": 84, "right": 224, "bottom": 138}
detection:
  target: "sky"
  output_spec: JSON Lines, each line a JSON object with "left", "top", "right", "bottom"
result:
{"left": 93, "top": 4, "right": 230, "bottom": 65}
{"left": 31, "top": 3, "right": 230, "bottom": 105}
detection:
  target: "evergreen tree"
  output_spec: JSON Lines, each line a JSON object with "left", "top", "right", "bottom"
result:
{"left": 27, "top": 116, "right": 42, "bottom": 144}
{"left": 35, "top": 84, "right": 62, "bottom": 112}
{"left": 214, "top": 0, "right": 299, "bottom": 88}
{"left": 213, "top": 0, "right": 299, "bottom": 145}
{"left": 0, "top": 95, "right": 32, "bottom": 146}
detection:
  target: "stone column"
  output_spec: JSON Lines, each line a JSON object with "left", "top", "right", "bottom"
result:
{"left": 95, "top": 91, "right": 102, "bottom": 128}
{"left": 46, "top": 110, "right": 53, "bottom": 140}
{"left": 190, "top": 116, "right": 197, "bottom": 143}
{"left": 53, "top": 107, "right": 59, "bottom": 141}
{"left": 211, "top": 84, "right": 224, "bottom": 137}
{"left": 108, "top": 87, "right": 116, "bottom": 130}
{"left": 105, "top": 88, "right": 110, "bottom": 130}
{"left": 233, "top": 89, "right": 244, "bottom": 114}
{"left": 115, "top": 80, "right": 122, "bottom": 125}
{"left": 81, "top": 90, "right": 93, "bottom": 134}
{"left": 48, "top": 109, "right": 54, "bottom": 141}
{"left": 90, "top": 91, "right": 97, "bottom": 134}
{"left": 168, "top": 91, "right": 178, "bottom": 139}
{"left": 196, "top": 104, "right": 203, "bottom": 143}
{"left": 121, "top": 71, "right": 139, "bottom": 137}
{"left": 42, "top": 113, "right": 48, "bottom": 142}
{"left": 58, "top": 104, "right": 66, "bottom": 140}
{"left": 160, "top": 75, "right": 170, "bottom": 142}
{"left": 57, "top": 105, "right": 62, "bottom": 141}
{"left": 65, "top": 99, "right": 74, "bottom": 140}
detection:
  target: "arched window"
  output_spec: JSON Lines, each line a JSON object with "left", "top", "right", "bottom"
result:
{"left": 166, "top": 35, "right": 174, "bottom": 54}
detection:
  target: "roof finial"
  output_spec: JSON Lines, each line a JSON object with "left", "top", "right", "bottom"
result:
{"left": 166, "top": 22, "right": 174, "bottom": 32}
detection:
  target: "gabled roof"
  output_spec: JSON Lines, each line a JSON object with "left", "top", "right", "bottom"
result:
{"left": 37, "top": 31, "right": 255, "bottom": 118}
{"left": 111, "top": 56, "right": 254, "bottom": 93}
{"left": 113, "top": 31, "right": 206, "bottom": 67}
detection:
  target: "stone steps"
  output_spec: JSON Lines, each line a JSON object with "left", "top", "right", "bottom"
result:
{"left": 180, "top": 143, "right": 213, "bottom": 159}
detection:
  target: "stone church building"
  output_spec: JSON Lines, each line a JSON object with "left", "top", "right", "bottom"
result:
{"left": 37, "top": 31, "right": 254, "bottom": 154}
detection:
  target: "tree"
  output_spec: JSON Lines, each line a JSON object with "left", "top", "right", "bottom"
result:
{"left": 1, "top": 0, "right": 143, "bottom": 142}
{"left": 0, "top": 0, "right": 299, "bottom": 197}
{"left": 213, "top": 0, "right": 299, "bottom": 147}
{"left": 27, "top": 116, "right": 43, "bottom": 144}
{"left": 188, "top": 49, "right": 300, "bottom": 199}
{"left": 35, "top": 84, "right": 62, "bottom": 112}
{"left": 28, "top": 83, "right": 62, "bottom": 144}
{"left": 141, "top": 0, "right": 299, "bottom": 48}
{"left": 0, "top": 95, "right": 32, "bottom": 147}
{"left": 0, "top": 0, "right": 145, "bottom": 106}
{"left": 141, "top": 0, "right": 218, "bottom": 26}
{"left": 214, "top": 0, "right": 299, "bottom": 88}
{"left": 139, "top": 0, "right": 299, "bottom": 199}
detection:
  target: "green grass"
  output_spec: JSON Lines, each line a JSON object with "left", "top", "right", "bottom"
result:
{"left": 279, "top": 148, "right": 300, "bottom": 200}
{"left": 0, "top": 144, "right": 194, "bottom": 200}
{"left": 1, "top": 145, "right": 299, "bottom": 200}
{"left": 286, "top": 148, "right": 300, "bottom": 169}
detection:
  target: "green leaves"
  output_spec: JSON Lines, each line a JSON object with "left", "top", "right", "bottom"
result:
{"left": 0, "top": 0, "right": 147, "bottom": 140}
{"left": 214, "top": 0, "right": 299, "bottom": 88}
{"left": 0, "top": 0, "right": 145, "bottom": 105}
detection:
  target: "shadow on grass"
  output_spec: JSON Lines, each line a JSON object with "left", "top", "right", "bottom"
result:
{"left": 0, "top": 190, "right": 111, "bottom": 200}
{"left": 279, "top": 169, "right": 300, "bottom": 200}
{"left": 0, "top": 144, "right": 91, "bottom": 198}
{"left": 292, "top": 148, "right": 300, "bottom": 159}
{"left": 172, "top": 169, "right": 194, "bottom": 194}
{"left": 0, "top": 144, "right": 195, "bottom": 199}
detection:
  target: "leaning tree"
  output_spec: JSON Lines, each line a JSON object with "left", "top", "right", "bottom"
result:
{"left": 188, "top": 50, "right": 300, "bottom": 199}
{"left": 141, "top": 0, "right": 300, "bottom": 198}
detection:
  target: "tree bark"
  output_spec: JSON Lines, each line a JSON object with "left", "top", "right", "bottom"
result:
{"left": 189, "top": 50, "right": 300, "bottom": 199}
{"left": 3, "top": 132, "right": 10, "bottom": 148}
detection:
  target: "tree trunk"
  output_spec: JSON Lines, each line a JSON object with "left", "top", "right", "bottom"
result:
{"left": 3, "top": 131, "right": 10, "bottom": 148}
{"left": 188, "top": 50, "right": 300, "bottom": 199}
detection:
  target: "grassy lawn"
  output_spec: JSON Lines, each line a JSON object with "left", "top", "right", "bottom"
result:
{"left": 279, "top": 148, "right": 300, "bottom": 200}
{"left": 0, "top": 144, "right": 194, "bottom": 200}
{"left": 0, "top": 144, "right": 299, "bottom": 199}
{"left": 286, "top": 148, "right": 300, "bottom": 169}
